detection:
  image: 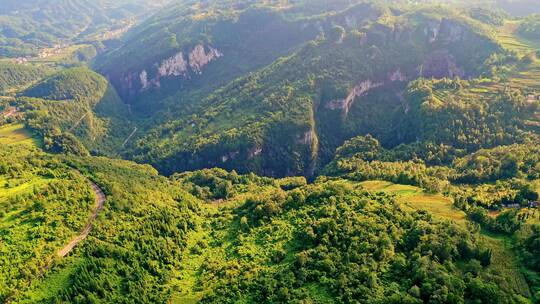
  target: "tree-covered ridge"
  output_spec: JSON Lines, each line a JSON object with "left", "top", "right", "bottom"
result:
{"left": 10, "top": 67, "right": 134, "bottom": 155}
{"left": 23, "top": 67, "right": 109, "bottom": 103}
{"left": 164, "top": 171, "right": 534, "bottom": 303}
{"left": 207, "top": 182, "right": 498, "bottom": 303}
{"left": 403, "top": 77, "right": 538, "bottom": 150}
{"left": 127, "top": 7, "right": 504, "bottom": 178}
{"left": 0, "top": 62, "right": 53, "bottom": 93}
{"left": 0, "top": 149, "right": 199, "bottom": 303}
{"left": 324, "top": 133, "right": 540, "bottom": 194}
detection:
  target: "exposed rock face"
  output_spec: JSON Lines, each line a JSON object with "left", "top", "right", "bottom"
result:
{"left": 221, "top": 151, "right": 240, "bottom": 163}
{"left": 326, "top": 80, "right": 383, "bottom": 115}
{"left": 424, "top": 18, "right": 465, "bottom": 44}
{"left": 158, "top": 52, "right": 188, "bottom": 77}
{"left": 301, "top": 130, "right": 316, "bottom": 145}
{"left": 439, "top": 19, "right": 465, "bottom": 43}
{"left": 425, "top": 21, "right": 440, "bottom": 43}
{"left": 120, "top": 44, "right": 223, "bottom": 93}
{"left": 123, "top": 72, "right": 134, "bottom": 91}
{"left": 139, "top": 70, "right": 149, "bottom": 90}
{"left": 189, "top": 45, "right": 223, "bottom": 74}
{"left": 325, "top": 68, "right": 409, "bottom": 116}
{"left": 248, "top": 146, "right": 263, "bottom": 159}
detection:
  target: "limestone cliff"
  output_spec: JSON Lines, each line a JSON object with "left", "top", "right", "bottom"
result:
{"left": 115, "top": 44, "right": 223, "bottom": 95}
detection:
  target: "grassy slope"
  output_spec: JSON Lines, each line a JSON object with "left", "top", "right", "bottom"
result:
{"left": 0, "top": 123, "right": 40, "bottom": 147}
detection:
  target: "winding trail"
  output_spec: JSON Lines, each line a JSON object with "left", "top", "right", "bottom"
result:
{"left": 57, "top": 180, "right": 106, "bottom": 257}
{"left": 5, "top": 177, "right": 106, "bottom": 303}
{"left": 68, "top": 111, "right": 89, "bottom": 132}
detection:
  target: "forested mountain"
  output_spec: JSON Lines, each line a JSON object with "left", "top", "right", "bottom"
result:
{"left": 1, "top": 0, "right": 540, "bottom": 303}
{"left": 103, "top": 1, "right": 524, "bottom": 177}
{"left": 0, "top": 0, "right": 169, "bottom": 57}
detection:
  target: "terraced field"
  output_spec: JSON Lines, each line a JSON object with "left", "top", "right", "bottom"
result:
{"left": 428, "top": 22, "right": 540, "bottom": 135}
{"left": 497, "top": 21, "right": 540, "bottom": 91}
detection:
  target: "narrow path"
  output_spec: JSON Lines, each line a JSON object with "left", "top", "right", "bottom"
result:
{"left": 57, "top": 181, "right": 106, "bottom": 257}
{"left": 5, "top": 177, "right": 106, "bottom": 303}
{"left": 122, "top": 127, "right": 138, "bottom": 147}
{"left": 68, "top": 111, "right": 89, "bottom": 132}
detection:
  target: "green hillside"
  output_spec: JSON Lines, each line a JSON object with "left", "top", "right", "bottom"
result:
{"left": 0, "top": 62, "right": 53, "bottom": 94}
{"left": 0, "top": 135, "right": 533, "bottom": 302}
{"left": 96, "top": 0, "right": 380, "bottom": 114}
{"left": 94, "top": 1, "right": 539, "bottom": 180}
{"left": 14, "top": 67, "right": 133, "bottom": 155}
{"left": 517, "top": 15, "right": 540, "bottom": 41}
{"left": 0, "top": 1, "right": 539, "bottom": 303}
{"left": 125, "top": 6, "right": 506, "bottom": 177}
{"left": 23, "top": 67, "right": 109, "bottom": 102}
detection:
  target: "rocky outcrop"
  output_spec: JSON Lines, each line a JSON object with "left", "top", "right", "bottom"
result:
{"left": 301, "top": 130, "right": 316, "bottom": 146}
{"left": 425, "top": 21, "right": 440, "bottom": 43}
{"left": 119, "top": 44, "right": 223, "bottom": 93}
{"left": 158, "top": 51, "right": 189, "bottom": 77}
{"left": 221, "top": 151, "right": 240, "bottom": 163}
{"left": 189, "top": 45, "right": 223, "bottom": 74}
{"left": 326, "top": 80, "right": 383, "bottom": 115}
{"left": 139, "top": 70, "right": 149, "bottom": 90}
{"left": 325, "top": 68, "right": 409, "bottom": 116}
{"left": 389, "top": 69, "right": 407, "bottom": 82}
{"left": 439, "top": 19, "right": 465, "bottom": 43}
{"left": 248, "top": 146, "right": 263, "bottom": 159}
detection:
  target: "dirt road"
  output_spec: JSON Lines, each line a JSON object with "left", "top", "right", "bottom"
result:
{"left": 5, "top": 178, "right": 106, "bottom": 303}
{"left": 57, "top": 181, "right": 106, "bottom": 257}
